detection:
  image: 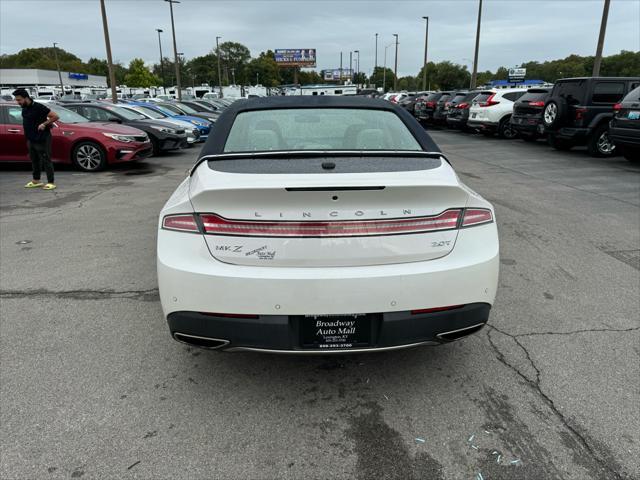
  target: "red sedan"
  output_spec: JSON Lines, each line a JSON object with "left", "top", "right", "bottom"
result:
{"left": 0, "top": 102, "right": 153, "bottom": 171}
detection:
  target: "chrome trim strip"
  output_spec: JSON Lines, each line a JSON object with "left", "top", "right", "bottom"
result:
{"left": 436, "top": 322, "right": 486, "bottom": 340}
{"left": 173, "top": 332, "right": 230, "bottom": 349}
{"left": 224, "top": 340, "right": 439, "bottom": 355}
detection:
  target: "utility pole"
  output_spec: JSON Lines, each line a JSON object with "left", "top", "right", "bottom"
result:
{"left": 349, "top": 51, "right": 353, "bottom": 83}
{"left": 592, "top": 0, "right": 611, "bottom": 76}
{"left": 470, "top": 0, "right": 483, "bottom": 89}
{"left": 216, "top": 36, "right": 223, "bottom": 98}
{"left": 393, "top": 34, "right": 398, "bottom": 91}
{"left": 383, "top": 43, "right": 393, "bottom": 92}
{"left": 231, "top": 67, "right": 236, "bottom": 85}
{"left": 340, "top": 51, "right": 343, "bottom": 83}
{"left": 375, "top": 33, "right": 378, "bottom": 70}
{"left": 354, "top": 50, "right": 360, "bottom": 87}
{"left": 156, "top": 29, "right": 166, "bottom": 94}
{"left": 52, "top": 42, "right": 64, "bottom": 96}
{"left": 422, "top": 16, "right": 429, "bottom": 92}
{"left": 165, "top": 0, "right": 182, "bottom": 100}
{"left": 99, "top": 0, "right": 117, "bottom": 103}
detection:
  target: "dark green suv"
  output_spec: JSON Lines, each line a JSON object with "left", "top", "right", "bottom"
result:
{"left": 542, "top": 77, "right": 640, "bottom": 157}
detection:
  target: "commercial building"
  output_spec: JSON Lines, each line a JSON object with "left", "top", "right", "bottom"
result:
{"left": 0, "top": 68, "right": 107, "bottom": 90}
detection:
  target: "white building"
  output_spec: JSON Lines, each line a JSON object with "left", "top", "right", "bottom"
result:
{"left": 0, "top": 68, "right": 108, "bottom": 89}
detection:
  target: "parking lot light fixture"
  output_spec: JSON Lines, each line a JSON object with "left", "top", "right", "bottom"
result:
{"left": 375, "top": 33, "right": 378, "bottom": 70}
{"left": 156, "top": 29, "right": 166, "bottom": 94}
{"left": 52, "top": 42, "right": 64, "bottom": 96}
{"left": 592, "top": 0, "right": 611, "bottom": 76}
{"left": 383, "top": 43, "right": 394, "bottom": 92}
{"left": 393, "top": 34, "right": 399, "bottom": 91}
{"left": 354, "top": 50, "right": 360, "bottom": 87}
{"left": 216, "top": 36, "right": 223, "bottom": 98}
{"left": 470, "top": 0, "right": 483, "bottom": 89}
{"left": 164, "top": 0, "right": 182, "bottom": 100}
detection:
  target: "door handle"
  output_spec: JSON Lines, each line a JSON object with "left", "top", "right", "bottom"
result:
{"left": 7, "top": 129, "right": 21, "bottom": 133}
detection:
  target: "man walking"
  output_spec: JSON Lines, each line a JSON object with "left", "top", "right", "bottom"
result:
{"left": 12, "top": 88, "right": 59, "bottom": 190}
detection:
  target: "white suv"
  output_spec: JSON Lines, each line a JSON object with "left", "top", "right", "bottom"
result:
{"left": 468, "top": 88, "right": 527, "bottom": 138}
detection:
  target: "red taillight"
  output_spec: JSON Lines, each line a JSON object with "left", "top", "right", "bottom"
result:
{"left": 199, "top": 210, "right": 462, "bottom": 238}
{"left": 613, "top": 103, "right": 622, "bottom": 111}
{"left": 462, "top": 208, "right": 493, "bottom": 227}
{"left": 575, "top": 107, "right": 587, "bottom": 120}
{"left": 425, "top": 101, "right": 436, "bottom": 108}
{"left": 411, "top": 304, "right": 465, "bottom": 315}
{"left": 527, "top": 101, "right": 545, "bottom": 107}
{"left": 478, "top": 94, "right": 499, "bottom": 107}
{"left": 162, "top": 214, "right": 199, "bottom": 232}
{"left": 458, "top": 102, "right": 469, "bottom": 109}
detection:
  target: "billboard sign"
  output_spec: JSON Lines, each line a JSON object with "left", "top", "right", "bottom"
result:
{"left": 68, "top": 72, "right": 89, "bottom": 80}
{"left": 274, "top": 49, "right": 316, "bottom": 67}
{"left": 323, "top": 69, "right": 353, "bottom": 81}
{"left": 508, "top": 68, "right": 526, "bottom": 82}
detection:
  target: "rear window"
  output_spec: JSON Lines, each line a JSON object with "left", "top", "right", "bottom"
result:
{"left": 437, "top": 93, "right": 452, "bottom": 103}
{"left": 473, "top": 92, "right": 494, "bottom": 103}
{"left": 464, "top": 92, "right": 481, "bottom": 101}
{"left": 554, "top": 80, "right": 585, "bottom": 105}
{"left": 450, "top": 94, "right": 467, "bottom": 102}
{"left": 591, "top": 82, "right": 625, "bottom": 103}
{"left": 425, "top": 93, "right": 441, "bottom": 102}
{"left": 518, "top": 91, "right": 549, "bottom": 102}
{"left": 223, "top": 108, "right": 422, "bottom": 152}
{"left": 503, "top": 91, "right": 526, "bottom": 102}
{"left": 622, "top": 86, "right": 640, "bottom": 103}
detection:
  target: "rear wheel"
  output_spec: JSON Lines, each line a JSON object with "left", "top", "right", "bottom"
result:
{"left": 150, "top": 136, "right": 161, "bottom": 156}
{"left": 72, "top": 141, "right": 106, "bottom": 172}
{"left": 620, "top": 146, "right": 639, "bottom": 163}
{"left": 498, "top": 116, "right": 518, "bottom": 139}
{"left": 587, "top": 124, "right": 616, "bottom": 157}
{"left": 548, "top": 135, "right": 573, "bottom": 151}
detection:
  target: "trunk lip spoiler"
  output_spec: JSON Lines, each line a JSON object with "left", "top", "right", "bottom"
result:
{"left": 190, "top": 150, "right": 448, "bottom": 176}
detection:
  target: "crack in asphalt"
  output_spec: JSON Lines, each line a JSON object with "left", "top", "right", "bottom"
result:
{"left": 516, "top": 326, "right": 640, "bottom": 337}
{"left": 486, "top": 324, "right": 627, "bottom": 480}
{"left": 0, "top": 288, "right": 159, "bottom": 301}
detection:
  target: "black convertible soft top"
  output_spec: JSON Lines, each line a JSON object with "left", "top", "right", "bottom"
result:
{"left": 199, "top": 95, "right": 441, "bottom": 157}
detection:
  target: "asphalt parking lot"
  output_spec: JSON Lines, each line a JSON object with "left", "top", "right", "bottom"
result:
{"left": 1, "top": 130, "right": 639, "bottom": 480}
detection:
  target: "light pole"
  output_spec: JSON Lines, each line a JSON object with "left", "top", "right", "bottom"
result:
{"left": 592, "top": 0, "right": 611, "bottom": 76}
{"left": 156, "top": 29, "right": 166, "bottom": 94}
{"left": 375, "top": 33, "right": 378, "bottom": 70}
{"left": 216, "top": 36, "right": 223, "bottom": 98}
{"left": 393, "top": 34, "right": 399, "bottom": 91}
{"left": 99, "top": 0, "right": 117, "bottom": 103}
{"left": 354, "top": 50, "right": 360, "bottom": 87}
{"left": 164, "top": 0, "right": 182, "bottom": 100}
{"left": 383, "top": 43, "right": 393, "bottom": 92}
{"left": 340, "top": 51, "right": 343, "bottom": 83}
{"left": 470, "top": 0, "right": 483, "bottom": 89}
{"left": 230, "top": 67, "right": 236, "bottom": 85}
{"left": 422, "top": 16, "right": 429, "bottom": 92}
{"left": 349, "top": 51, "right": 353, "bottom": 83}
{"left": 52, "top": 42, "right": 64, "bottom": 96}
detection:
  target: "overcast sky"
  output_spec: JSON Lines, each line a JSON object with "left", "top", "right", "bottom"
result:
{"left": 1, "top": 0, "right": 638, "bottom": 76}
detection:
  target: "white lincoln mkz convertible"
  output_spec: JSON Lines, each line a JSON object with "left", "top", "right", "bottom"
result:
{"left": 157, "top": 96, "right": 499, "bottom": 353}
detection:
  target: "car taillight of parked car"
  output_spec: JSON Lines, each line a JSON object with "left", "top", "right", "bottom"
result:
{"left": 425, "top": 101, "right": 436, "bottom": 108}
{"left": 527, "top": 101, "right": 545, "bottom": 107}
{"left": 575, "top": 107, "right": 587, "bottom": 120}
{"left": 457, "top": 102, "right": 469, "bottom": 109}
{"left": 477, "top": 94, "right": 499, "bottom": 107}
{"left": 613, "top": 103, "right": 622, "bottom": 112}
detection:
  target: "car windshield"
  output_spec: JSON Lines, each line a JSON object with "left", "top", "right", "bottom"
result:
{"left": 223, "top": 108, "right": 422, "bottom": 153}
{"left": 105, "top": 105, "right": 147, "bottom": 120}
{"left": 173, "top": 102, "right": 199, "bottom": 114}
{"left": 159, "top": 103, "right": 184, "bottom": 115}
{"left": 54, "top": 106, "right": 90, "bottom": 124}
{"left": 134, "top": 106, "right": 166, "bottom": 119}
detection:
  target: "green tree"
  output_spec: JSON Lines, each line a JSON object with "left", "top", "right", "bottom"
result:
{"left": 245, "top": 51, "right": 281, "bottom": 86}
{"left": 124, "top": 58, "right": 160, "bottom": 87}
{"left": 370, "top": 66, "right": 395, "bottom": 91}
{"left": 217, "top": 41, "right": 251, "bottom": 85}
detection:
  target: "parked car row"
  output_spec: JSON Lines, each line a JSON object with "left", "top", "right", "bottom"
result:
{"left": 406, "top": 77, "right": 639, "bottom": 162}
{"left": 0, "top": 97, "right": 239, "bottom": 171}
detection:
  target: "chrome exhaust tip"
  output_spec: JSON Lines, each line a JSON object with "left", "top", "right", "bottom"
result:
{"left": 173, "top": 332, "right": 230, "bottom": 350}
{"left": 436, "top": 323, "right": 486, "bottom": 342}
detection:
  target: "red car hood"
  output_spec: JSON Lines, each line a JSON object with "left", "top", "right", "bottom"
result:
{"left": 58, "top": 121, "right": 145, "bottom": 135}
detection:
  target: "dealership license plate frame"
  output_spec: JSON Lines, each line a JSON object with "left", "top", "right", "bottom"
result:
{"left": 299, "top": 314, "right": 374, "bottom": 350}
{"left": 627, "top": 110, "right": 640, "bottom": 120}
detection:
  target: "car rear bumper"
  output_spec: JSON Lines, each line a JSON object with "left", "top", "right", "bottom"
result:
{"left": 167, "top": 302, "right": 491, "bottom": 353}
{"left": 467, "top": 120, "right": 498, "bottom": 131}
{"left": 511, "top": 116, "right": 544, "bottom": 135}
{"left": 549, "top": 127, "right": 589, "bottom": 143}
{"left": 609, "top": 126, "right": 640, "bottom": 147}
{"left": 157, "top": 223, "right": 499, "bottom": 351}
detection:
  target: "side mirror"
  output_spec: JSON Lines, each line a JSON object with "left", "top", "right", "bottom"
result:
{"left": 107, "top": 117, "right": 122, "bottom": 123}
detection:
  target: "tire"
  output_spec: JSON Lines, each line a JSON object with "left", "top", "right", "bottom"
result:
{"left": 71, "top": 141, "right": 107, "bottom": 172}
{"left": 620, "top": 146, "right": 639, "bottom": 163}
{"left": 547, "top": 134, "right": 573, "bottom": 151}
{"left": 543, "top": 97, "right": 568, "bottom": 129}
{"left": 498, "top": 116, "right": 518, "bottom": 139}
{"left": 587, "top": 124, "right": 616, "bottom": 157}
{"left": 150, "top": 136, "right": 161, "bottom": 156}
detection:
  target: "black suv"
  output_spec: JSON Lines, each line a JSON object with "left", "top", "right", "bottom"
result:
{"left": 609, "top": 86, "right": 640, "bottom": 162}
{"left": 415, "top": 92, "right": 451, "bottom": 123}
{"left": 432, "top": 92, "right": 454, "bottom": 125}
{"left": 511, "top": 88, "right": 551, "bottom": 141}
{"left": 446, "top": 90, "right": 482, "bottom": 131}
{"left": 542, "top": 77, "right": 640, "bottom": 157}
